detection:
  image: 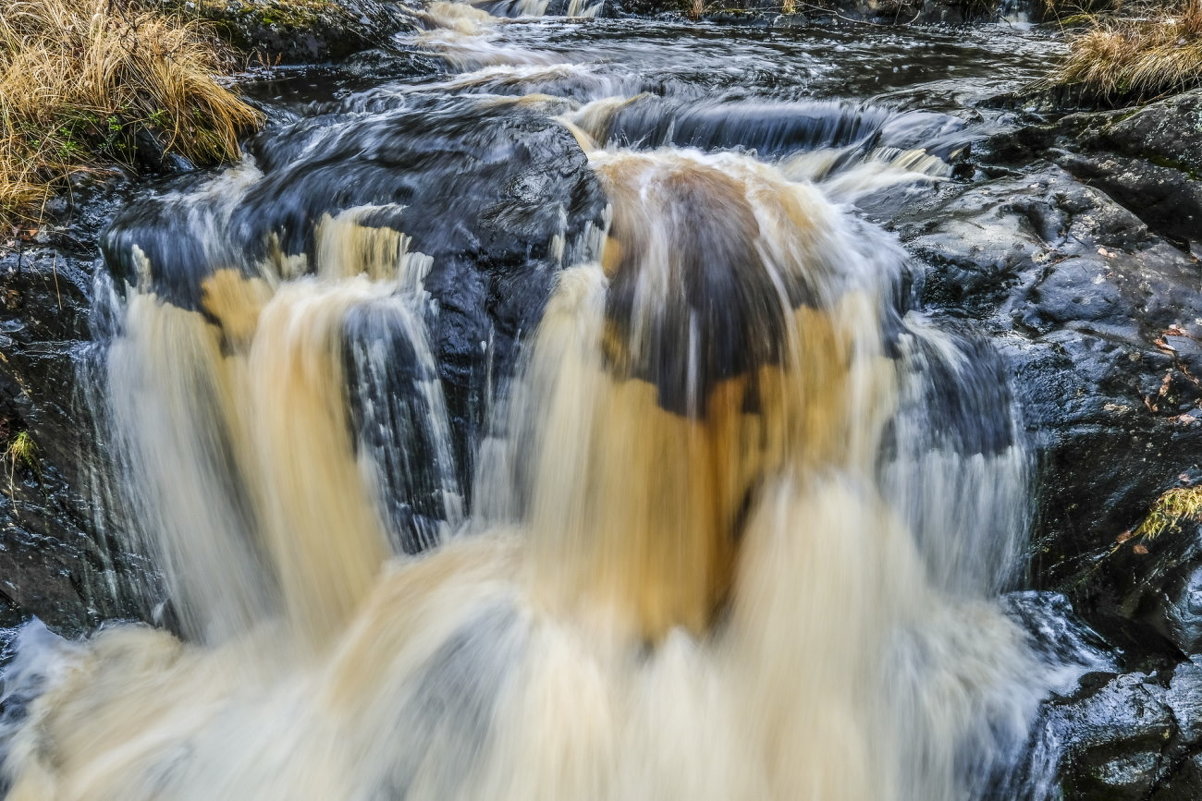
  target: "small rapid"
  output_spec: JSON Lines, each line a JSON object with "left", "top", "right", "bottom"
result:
{"left": 0, "top": 6, "right": 1101, "bottom": 801}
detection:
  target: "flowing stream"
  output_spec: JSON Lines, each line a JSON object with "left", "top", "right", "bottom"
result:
{"left": 0, "top": 6, "right": 1109, "bottom": 801}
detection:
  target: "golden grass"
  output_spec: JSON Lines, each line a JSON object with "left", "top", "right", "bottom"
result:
{"left": 0, "top": 0, "right": 263, "bottom": 224}
{"left": 3, "top": 430, "right": 36, "bottom": 470}
{"left": 3, "top": 430, "right": 37, "bottom": 499}
{"left": 1048, "top": 0, "right": 1202, "bottom": 102}
{"left": 1131, "top": 485, "right": 1202, "bottom": 541}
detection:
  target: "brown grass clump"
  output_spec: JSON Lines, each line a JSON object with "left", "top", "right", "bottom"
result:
{"left": 1048, "top": 0, "right": 1202, "bottom": 103}
{"left": 3, "top": 430, "right": 37, "bottom": 500}
{"left": 0, "top": 0, "right": 263, "bottom": 224}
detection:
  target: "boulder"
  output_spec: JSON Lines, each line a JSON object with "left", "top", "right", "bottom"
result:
{"left": 894, "top": 165, "right": 1202, "bottom": 660}
{"left": 103, "top": 93, "right": 607, "bottom": 498}
{"left": 1080, "top": 90, "right": 1202, "bottom": 180}
{"left": 1027, "top": 671, "right": 1172, "bottom": 801}
{"left": 1057, "top": 153, "right": 1202, "bottom": 249}
{"left": 1057, "top": 91, "right": 1202, "bottom": 246}
{"left": 988, "top": 89, "right": 1202, "bottom": 248}
{"left": 1019, "top": 660, "right": 1202, "bottom": 801}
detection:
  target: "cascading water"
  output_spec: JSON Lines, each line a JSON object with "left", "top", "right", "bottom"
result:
{"left": 0, "top": 5, "right": 1106, "bottom": 801}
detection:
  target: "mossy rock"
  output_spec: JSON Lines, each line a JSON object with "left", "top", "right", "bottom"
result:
{"left": 166, "top": 0, "right": 419, "bottom": 63}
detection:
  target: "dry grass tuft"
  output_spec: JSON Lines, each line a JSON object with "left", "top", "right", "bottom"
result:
{"left": 1132, "top": 484, "right": 1202, "bottom": 541}
{"left": 1048, "top": 0, "right": 1202, "bottom": 103}
{"left": 3, "top": 430, "right": 37, "bottom": 499}
{"left": 0, "top": 0, "right": 263, "bottom": 224}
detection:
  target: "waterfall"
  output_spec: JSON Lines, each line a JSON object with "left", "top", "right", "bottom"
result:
{"left": 0, "top": 4, "right": 1094, "bottom": 800}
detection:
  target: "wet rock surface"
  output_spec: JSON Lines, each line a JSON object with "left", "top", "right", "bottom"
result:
{"left": 1034, "top": 672, "right": 1176, "bottom": 801}
{"left": 989, "top": 89, "right": 1202, "bottom": 248}
{"left": 1055, "top": 91, "right": 1202, "bottom": 247}
{"left": 895, "top": 90, "right": 1202, "bottom": 799}
{"left": 893, "top": 164, "right": 1202, "bottom": 659}
{"left": 0, "top": 182, "right": 155, "bottom": 636}
{"left": 165, "top": 0, "right": 421, "bottom": 63}
{"left": 1056, "top": 153, "right": 1202, "bottom": 250}
{"left": 1018, "top": 660, "right": 1202, "bottom": 801}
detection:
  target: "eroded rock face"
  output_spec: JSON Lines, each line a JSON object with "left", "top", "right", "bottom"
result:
{"left": 0, "top": 182, "right": 154, "bottom": 636}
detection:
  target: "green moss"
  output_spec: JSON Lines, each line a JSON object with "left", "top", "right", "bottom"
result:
{"left": 181, "top": 0, "right": 344, "bottom": 31}
{"left": 1144, "top": 153, "right": 1202, "bottom": 180}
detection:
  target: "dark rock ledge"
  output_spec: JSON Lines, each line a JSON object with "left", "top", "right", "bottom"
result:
{"left": 160, "top": 0, "right": 422, "bottom": 63}
{"left": 891, "top": 87, "right": 1202, "bottom": 798}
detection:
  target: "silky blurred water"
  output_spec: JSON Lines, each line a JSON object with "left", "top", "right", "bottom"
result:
{"left": 0, "top": 7, "right": 1096, "bottom": 801}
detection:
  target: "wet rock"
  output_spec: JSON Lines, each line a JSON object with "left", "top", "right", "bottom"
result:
{"left": 1033, "top": 671, "right": 1176, "bottom": 801}
{"left": 1023, "top": 659, "right": 1202, "bottom": 801}
{"left": 103, "top": 95, "right": 607, "bottom": 491}
{"left": 0, "top": 467, "right": 118, "bottom": 635}
{"left": 0, "top": 181, "right": 156, "bottom": 636}
{"left": 1079, "top": 513, "right": 1202, "bottom": 660}
{"left": 989, "top": 89, "right": 1202, "bottom": 247}
{"left": 1166, "top": 658, "right": 1202, "bottom": 744}
{"left": 1002, "top": 591, "right": 1113, "bottom": 675}
{"left": 1057, "top": 153, "right": 1202, "bottom": 249}
{"left": 164, "top": 0, "right": 421, "bottom": 63}
{"left": 1083, "top": 90, "right": 1202, "bottom": 180}
{"left": 1150, "top": 753, "right": 1202, "bottom": 801}
{"left": 895, "top": 165, "right": 1202, "bottom": 658}
{"left": 1163, "top": 564, "right": 1202, "bottom": 655}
